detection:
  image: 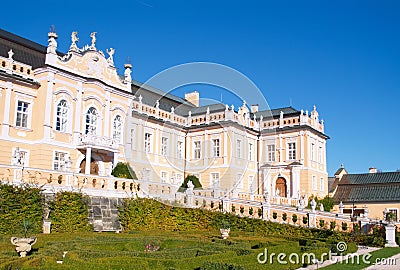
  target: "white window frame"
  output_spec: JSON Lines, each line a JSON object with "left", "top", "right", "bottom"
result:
{"left": 320, "top": 177, "right": 324, "bottom": 192}
{"left": 312, "top": 175, "right": 317, "bottom": 191}
{"left": 248, "top": 175, "right": 254, "bottom": 193}
{"left": 318, "top": 146, "right": 323, "bottom": 164}
{"left": 387, "top": 208, "right": 399, "bottom": 222}
{"left": 236, "top": 139, "right": 242, "bottom": 158}
{"left": 161, "top": 171, "right": 168, "bottom": 183}
{"left": 130, "top": 128, "right": 136, "bottom": 150}
{"left": 311, "top": 143, "right": 315, "bottom": 161}
{"left": 161, "top": 137, "right": 168, "bottom": 156}
{"left": 194, "top": 141, "right": 201, "bottom": 159}
{"left": 85, "top": 107, "right": 98, "bottom": 135}
{"left": 287, "top": 142, "right": 296, "bottom": 160}
{"left": 248, "top": 143, "right": 254, "bottom": 161}
{"left": 144, "top": 133, "right": 152, "bottom": 153}
{"left": 267, "top": 144, "right": 275, "bottom": 162}
{"left": 210, "top": 172, "right": 220, "bottom": 188}
{"left": 212, "top": 139, "right": 220, "bottom": 158}
{"left": 15, "top": 100, "right": 32, "bottom": 129}
{"left": 55, "top": 99, "right": 70, "bottom": 133}
{"left": 112, "top": 115, "right": 123, "bottom": 143}
{"left": 236, "top": 173, "right": 243, "bottom": 191}
{"left": 177, "top": 141, "right": 183, "bottom": 159}
{"left": 53, "top": 150, "right": 68, "bottom": 171}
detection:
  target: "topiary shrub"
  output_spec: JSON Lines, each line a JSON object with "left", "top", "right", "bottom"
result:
{"left": 258, "top": 208, "right": 262, "bottom": 218}
{"left": 111, "top": 162, "right": 137, "bottom": 179}
{"left": 342, "top": 222, "right": 348, "bottom": 231}
{"left": 231, "top": 205, "right": 236, "bottom": 213}
{"left": 50, "top": 191, "right": 92, "bottom": 232}
{"left": 249, "top": 207, "right": 254, "bottom": 216}
{"left": 272, "top": 212, "right": 277, "bottom": 219}
{"left": 282, "top": 213, "right": 287, "bottom": 221}
{"left": 180, "top": 175, "right": 202, "bottom": 189}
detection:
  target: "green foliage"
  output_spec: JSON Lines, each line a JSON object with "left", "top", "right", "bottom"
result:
{"left": 231, "top": 205, "right": 235, "bottom": 212}
{"left": 200, "top": 262, "right": 245, "bottom": 270}
{"left": 180, "top": 175, "right": 202, "bottom": 189}
{"left": 282, "top": 213, "right": 287, "bottom": 221}
{"left": 342, "top": 222, "right": 348, "bottom": 231}
{"left": 272, "top": 212, "right": 277, "bottom": 219}
{"left": 303, "top": 216, "right": 308, "bottom": 225}
{"left": 111, "top": 162, "right": 137, "bottom": 179}
{"left": 258, "top": 208, "right": 262, "bottom": 218}
{"left": 292, "top": 214, "right": 298, "bottom": 223}
{"left": 319, "top": 219, "right": 325, "bottom": 228}
{"left": 330, "top": 221, "right": 336, "bottom": 230}
{"left": 0, "top": 183, "right": 43, "bottom": 236}
{"left": 248, "top": 207, "right": 253, "bottom": 216}
{"left": 50, "top": 191, "right": 92, "bottom": 232}
{"left": 307, "top": 195, "right": 335, "bottom": 212}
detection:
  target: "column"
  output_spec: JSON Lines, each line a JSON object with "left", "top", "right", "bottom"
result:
{"left": 85, "top": 147, "right": 92, "bottom": 174}
{"left": 300, "top": 131, "right": 305, "bottom": 164}
{"left": 1, "top": 82, "right": 12, "bottom": 138}
{"left": 113, "top": 152, "right": 119, "bottom": 169}
{"left": 43, "top": 73, "right": 55, "bottom": 140}
{"left": 104, "top": 93, "right": 111, "bottom": 137}
{"left": 74, "top": 82, "right": 83, "bottom": 143}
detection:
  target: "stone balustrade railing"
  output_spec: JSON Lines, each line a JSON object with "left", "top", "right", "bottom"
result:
{"left": 77, "top": 134, "right": 119, "bottom": 150}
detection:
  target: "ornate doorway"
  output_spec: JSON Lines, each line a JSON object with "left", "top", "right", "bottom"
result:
{"left": 276, "top": 177, "right": 287, "bottom": 197}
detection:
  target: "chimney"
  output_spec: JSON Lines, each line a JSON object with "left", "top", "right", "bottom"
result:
{"left": 369, "top": 167, "right": 377, "bottom": 174}
{"left": 251, "top": 104, "right": 259, "bottom": 113}
{"left": 185, "top": 91, "right": 199, "bottom": 107}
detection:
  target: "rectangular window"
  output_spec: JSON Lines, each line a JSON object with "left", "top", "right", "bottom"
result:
{"left": 311, "top": 143, "right": 315, "bottom": 161}
{"left": 236, "top": 139, "right": 242, "bottom": 158}
{"left": 161, "top": 171, "right": 168, "bottom": 183}
{"left": 161, "top": 137, "right": 168, "bottom": 156}
{"left": 53, "top": 151, "right": 67, "bottom": 171}
{"left": 16, "top": 101, "right": 29, "bottom": 128}
{"left": 387, "top": 209, "right": 398, "bottom": 222}
{"left": 248, "top": 143, "right": 254, "bottom": 161}
{"left": 248, "top": 175, "right": 254, "bottom": 193}
{"left": 267, "top": 144, "right": 275, "bottom": 162}
{"left": 319, "top": 146, "right": 323, "bottom": 163}
{"left": 177, "top": 141, "right": 183, "bottom": 159}
{"left": 130, "top": 128, "right": 135, "bottom": 150}
{"left": 288, "top": 142, "right": 296, "bottom": 160}
{"left": 211, "top": 172, "right": 220, "bottom": 188}
{"left": 236, "top": 173, "right": 243, "bottom": 190}
{"left": 194, "top": 141, "right": 201, "bottom": 159}
{"left": 312, "top": 175, "right": 317, "bottom": 191}
{"left": 144, "top": 133, "right": 152, "bottom": 153}
{"left": 320, "top": 177, "right": 324, "bottom": 191}
{"left": 212, "top": 139, "right": 220, "bottom": 157}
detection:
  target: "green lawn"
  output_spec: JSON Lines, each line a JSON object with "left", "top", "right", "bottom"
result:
{"left": 321, "top": 247, "right": 400, "bottom": 270}
{"left": 0, "top": 231, "right": 330, "bottom": 270}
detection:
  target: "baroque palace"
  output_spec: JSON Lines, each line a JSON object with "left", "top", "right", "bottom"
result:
{"left": 0, "top": 28, "right": 329, "bottom": 203}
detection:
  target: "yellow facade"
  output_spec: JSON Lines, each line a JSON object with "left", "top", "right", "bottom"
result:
{"left": 0, "top": 29, "right": 329, "bottom": 200}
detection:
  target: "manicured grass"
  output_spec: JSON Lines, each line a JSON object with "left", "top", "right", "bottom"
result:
{"left": 0, "top": 231, "right": 330, "bottom": 270}
{"left": 321, "top": 247, "right": 400, "bottom": 270}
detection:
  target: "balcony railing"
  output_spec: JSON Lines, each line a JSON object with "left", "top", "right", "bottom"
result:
{"left": 77, "top": 134, "right": 119, "bottom": 150}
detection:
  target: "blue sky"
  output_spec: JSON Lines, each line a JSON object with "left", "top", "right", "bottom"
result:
{"left": 2, "top": 0, "right": 399, "bottom": 175}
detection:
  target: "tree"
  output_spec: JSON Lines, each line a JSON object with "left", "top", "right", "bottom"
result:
{"left": 111, "top": 162, "right": 137, "bottom": 179}
{"left": 180, "top": 175, "right": 202, "bottom": 189}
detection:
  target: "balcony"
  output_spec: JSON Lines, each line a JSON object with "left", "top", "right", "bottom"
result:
{"left": 77, "top": 134, "right": 119, "bottom": 151}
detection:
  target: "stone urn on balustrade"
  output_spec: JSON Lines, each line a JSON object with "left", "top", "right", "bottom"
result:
{"left": 11, "top": 237, "right": 37, "bottom": 257}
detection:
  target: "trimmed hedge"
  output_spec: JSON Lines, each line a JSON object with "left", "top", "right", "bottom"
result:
{"left": 0, "top": 183, "right": 43, "bottom": 236}
{"left": 50, "top": 191, "right": 92, "bottom": 232}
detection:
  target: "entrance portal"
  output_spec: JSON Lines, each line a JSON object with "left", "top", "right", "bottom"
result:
{"left": 276, "top": 177, "right": 287, "bottom": 197}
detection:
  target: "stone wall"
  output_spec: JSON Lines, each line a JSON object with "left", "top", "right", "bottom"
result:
{"left": 88, "top": 196, "right": 124, "bottom": 231}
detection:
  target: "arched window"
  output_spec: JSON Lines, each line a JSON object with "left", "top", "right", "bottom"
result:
{"left": 56, "top": 100, "right": 69, "bottom": 132}
{"left": 85, "top": 107, "right": 98, "bottom": 135}
{"left": 112, "top": 115, "right": 122, "bottom": 142}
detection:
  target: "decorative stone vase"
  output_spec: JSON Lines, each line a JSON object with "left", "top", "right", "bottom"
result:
{"left": 220, "top": 228, "right": 230, "bottom": 239}
{"left": 11, "top": 237, "right": 37, "bottom": 257}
